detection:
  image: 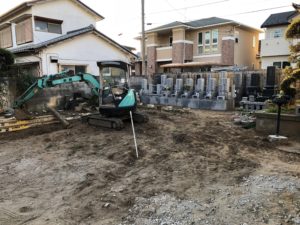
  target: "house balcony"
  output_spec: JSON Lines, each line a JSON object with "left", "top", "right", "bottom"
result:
{"left": 156, "top": 46, "right": 172, "bottom": 62}
{"left": 260, "top": 38, "right": 291, "bottom": 57}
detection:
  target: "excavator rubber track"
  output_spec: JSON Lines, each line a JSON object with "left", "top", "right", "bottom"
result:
{"left": 82, "top": 114, "right": 124, "bottom": 130}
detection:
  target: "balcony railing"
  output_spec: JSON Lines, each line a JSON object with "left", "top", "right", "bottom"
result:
{"left": 156, "top": 46, "right": 172, "bottom": 61}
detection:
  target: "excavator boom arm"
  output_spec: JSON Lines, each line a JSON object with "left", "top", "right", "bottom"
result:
{"left": 13, "top": 73, "right": 101, "bottom": 109}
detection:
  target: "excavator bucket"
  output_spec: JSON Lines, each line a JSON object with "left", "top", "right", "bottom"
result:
{"left": 14, "top": 109, "right": 33, "bottom": 120}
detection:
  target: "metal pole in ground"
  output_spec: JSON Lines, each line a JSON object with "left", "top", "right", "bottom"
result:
{"left": 276, "top": 103, "right": 282, "bottom": 136}
{"left": 130, "top": 111, "right": 139, "bottom": 158}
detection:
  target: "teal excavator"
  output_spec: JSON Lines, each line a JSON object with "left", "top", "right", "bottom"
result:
{"left": 13, "top": 61, "right": 148, "bottom": 129}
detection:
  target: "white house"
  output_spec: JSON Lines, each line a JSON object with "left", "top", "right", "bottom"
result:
{"left": 260, "top": 10, "right": 299, "bottom": 69}
{"left": 0, "top": 0, "right": 136, "bottom": 76}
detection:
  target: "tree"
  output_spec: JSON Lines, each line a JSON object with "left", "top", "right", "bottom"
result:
{"left": 280, "top": 18, "right": 300, "bottom": 98}
{"left": 0, "top": 48, "right": 15, "bottom": 76}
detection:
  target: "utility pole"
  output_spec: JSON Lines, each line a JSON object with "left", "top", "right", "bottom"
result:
{"left": 141, "top": 0, "right": 146, "bottom": 76}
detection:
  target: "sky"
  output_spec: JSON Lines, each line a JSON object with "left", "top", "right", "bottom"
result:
{"left": 0, "top": 0, "right": 299, "bottom": 53}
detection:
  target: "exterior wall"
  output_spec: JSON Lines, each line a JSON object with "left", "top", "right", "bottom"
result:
{"left": 157, "top": 62, "right": 167, "bottom": 73}
{"left": 172, "top": 27, "right": 193, "bottom": 63}
{"left": 134, "top": 62, "right": 141, "bottom": 76}
{"left": 190, "top": 25, "right": 234, "bottom": 57}
{"left": 147, "top": 46, "right": 157, "bottom": 76}
{"left": 261, "top": 26, "right": 290, "bottom": 57}
{"left": 234, "top": 27, "right": 260, "bottom": 69}
{"left": 172, "top": 42, "right": 184, "bottom": 63}
{"left": 185, "top": 43, "right": 193, "bottom": 61}
{"left": 32, "top": 0, "right": 97, "bottom": 44}
{"left": 264, "top": 26, "right": 287, "bottom": 40}
{"left": 1, "top": 0, "right": 99, "bottom": 49}
{"left": 157, "top": 33, "right": 172, "bottom": 47}
{"left": 173, "top": 28, "right": 185, "bottom": 41}
{"left": 0, "top": 9, "right": 33, "bottom": 49}
{"left": 170, "top": 41, "right": 194, "bottom": 63}
{"left": 222, "top": 39, "right": 234, "bottom": 65}
{"left": 35, "top": 33, "right": 131, "bottom": 76}
{"left": 260, "top": 25, "right": 291, "bottom": 69}
{"left": 15, "top": 55, "right": 41, "bottom": 64}
{"left": 147, "top": 32, "right": 158, "bottom": 45}
{"left": 261, "top": 56, "right": 290, "bottom": 69}
{"left": 261, "top": 37, "right": 290, "bottom": 56}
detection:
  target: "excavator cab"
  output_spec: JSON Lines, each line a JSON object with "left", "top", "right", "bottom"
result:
{"left": 97, "top": 61, "right": 137, "bottom": 117}
{"left": 83, "top": 61, "right": 148, "bottom": 129}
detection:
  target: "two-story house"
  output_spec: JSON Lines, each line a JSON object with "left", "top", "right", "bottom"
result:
{"left": 144, "top": 17, "right": 261, "bottom": 76}
{"left": 260, "top": 10, "right": 299, "bottom": 69}
{"left": 0, "top": 0, "right": 136, "bottom": 76}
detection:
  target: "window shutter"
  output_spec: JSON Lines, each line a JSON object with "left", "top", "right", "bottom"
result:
{"left": 16, "top": 17, "right": 33, "bottom": 45}
{"left": 0, "top": 26, "right": 13, "bottom": 48}
{"left": 25, "top": 18, "right": 33, "bottom": 43}
{"left": 16, "top": 21, "right": 24, "bottom": 44}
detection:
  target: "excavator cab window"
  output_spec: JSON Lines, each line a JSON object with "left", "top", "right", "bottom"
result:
{"left": 102, "top": 67, "right": 126, "bottom": 87}
{"left": 100, "top": 65, "right": 129, "bottom": 106}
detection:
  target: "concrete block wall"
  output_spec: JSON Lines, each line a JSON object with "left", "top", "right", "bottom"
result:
{"left": 255, "top": 111, "right": 300, "bottom": 138}
{"left": 0, "top": 79, "right": 10, "bottom": 111}
{"left": 24, "top": 82, "right": 93, "bottom": 111}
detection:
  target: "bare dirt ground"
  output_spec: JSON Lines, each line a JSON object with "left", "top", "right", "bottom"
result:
{"left": 0, "top": 108, "right": 300, "bottom": 225}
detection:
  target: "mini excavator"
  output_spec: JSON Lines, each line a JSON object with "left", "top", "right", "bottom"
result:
{"left": 13, "top": 61, "right": 148, "bottom": 129}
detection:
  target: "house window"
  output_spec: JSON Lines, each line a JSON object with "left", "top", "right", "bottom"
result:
{"left": 61, "top": 65, "right": 86, "bottom": 75}
{"left": 252, "top": 36, "right": 256, "bottom": 48}
{"left": 0, "top": 26, "right": 13, "bottom": 48}
{"left": 35, "top": 20, "right": 48, "bottom": 32}
{"left": 282, "top": 61, "right": 290, "bottom": 69}
{"left": 15, "top": 17, "right": 33, "bottom": 45}
{"left": 212, "top": 29, "right": 218, "bottom": 52}
{"left": 273, "top": 62, "right": 281, "bottom": 68}
{"left": 35, "top": 17, "right": 62, "bottom": 34}
{"left": 198, "top": 32, "right": 203, "bottom": 54}
{"left": 204, "top": 31, "right": 210, "bottom": 53}
{"left": 169, "top": 36, "right": 173, "bottom": 46}
{"left": 273, "top": 29, "right": 282, "bottom": 38}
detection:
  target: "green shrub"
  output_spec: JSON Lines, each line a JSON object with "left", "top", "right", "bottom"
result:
{"left": 16, "top": 73, "right": 37, "bottom": 95}
{"left": 0, "top": 48, "right": 14, "bottom": 75}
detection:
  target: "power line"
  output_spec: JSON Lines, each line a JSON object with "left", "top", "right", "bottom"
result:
{"left": 151, "top": 4, "right": 293, "bottom": 26}
{"left": 165, "top": 0, "right": 188, "bottom": 20}
{"left": 223, "top": 4, "right": 292, "bottom": 16}
{"left": 147, "top": 0, "right": 230, "bottom": 15}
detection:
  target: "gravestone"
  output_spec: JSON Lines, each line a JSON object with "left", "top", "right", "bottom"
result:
{"left": 141, "top": 79, "right": 148, "bottom": 93}
{"left": 266, "top": 66, "right": 276, "bottom": 87}
{"left": 218, "top": 78, "right": 230, "bottom": 98}
{"left": 206, "top": 77, "right": 217, "bottom": 99}
{"left": 161, "top": 74, "right": 167, "bottom": 87}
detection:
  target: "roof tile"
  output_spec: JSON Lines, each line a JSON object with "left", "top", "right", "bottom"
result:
{"left": 261, "top": 11, "right": 297, "bottom": 28}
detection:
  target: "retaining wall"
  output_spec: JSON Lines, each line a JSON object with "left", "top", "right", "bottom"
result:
{"left": 141, "top": 95, "right": 235, "bottom": 111}
{"left": 255, "top": 111, "right": 300, "bottom": 138}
